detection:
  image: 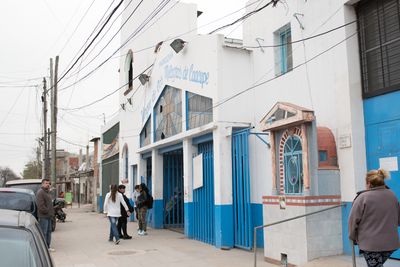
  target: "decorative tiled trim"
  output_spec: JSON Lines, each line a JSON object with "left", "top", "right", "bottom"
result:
{"left": 262, "top": 195, "right": 341, "bottom": 206}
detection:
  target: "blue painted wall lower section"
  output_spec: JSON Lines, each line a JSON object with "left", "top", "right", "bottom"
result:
{"left": 184, "top": 202, "right": 194, "bottom": 238}
{"left": 129, "top": 199, "right": 135, "bottom": 222}
{"left": 251, "top": 203, "right": 264, "bottom": 248}
{"left": 149, "top": 199, "right": 164, "bottom": 229}
{"left": 342, "top": 202, "right": 360, "bottom": 256}
{"left": 98, "top": 195, "right": 103, "bottom": 213}
{"left": 215, "top": 204, "right": 234, "bottom": 248}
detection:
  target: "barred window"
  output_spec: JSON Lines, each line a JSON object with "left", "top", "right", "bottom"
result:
{"left": 357, "top": 0, "right": 400, "bottom": 98}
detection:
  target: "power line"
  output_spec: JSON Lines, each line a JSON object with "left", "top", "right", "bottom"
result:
{"left": 244, "top": 20, "right": 357, "bottom": 48}
{"left": 209, "top": 0, "right": 279, "bottom": 34}
{"left": 58, "top": 0, "right": 173, "bottom": 92}
{"left": 67, "top": 0, "right": 144, "bottom": 80}
{"left": 127, "top": 31, "right": 359, "bottom": 138}
{"left": 58, "top": 0, "right": 261, "bottom": 93}
{"left": 0, "top": 85, "right": 37, "bottom": 88}
{"left": 60, "top": 64, "right": 153, "bottom": 111}
{"left": 58, "top": 137, "right": 88, "bottom": 148}
{"left": 57, "top": 0, "right": 97, "bottom": 56}
{"left": 57, "top": 0, "right": 125, "bottom": 84}
{"left": 60, "top": 0, "right": 117, "bottom": 78}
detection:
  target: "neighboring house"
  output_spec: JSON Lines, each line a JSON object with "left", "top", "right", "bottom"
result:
{"left": 97, "top": 0, "right": 399, "bottom": 265}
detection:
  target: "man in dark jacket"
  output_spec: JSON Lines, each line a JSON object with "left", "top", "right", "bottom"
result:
{"left": 36, "top": 178, "right": 55, "bottom": 251}
{"left": 117, "top": 185, "right": 133, "bottom": 239}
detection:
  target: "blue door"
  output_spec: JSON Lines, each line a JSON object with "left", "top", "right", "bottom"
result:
{"left": 232, "top": 129, "right": 253, "bottom": 250}
{"left": 365, "top": 121, "right": 400, "bottom": 259}
{"left": 192, "top": 141, "right": 215, "bottom": 245}
{"left": 163, "top": 149, "right": 184, "bottom": 229}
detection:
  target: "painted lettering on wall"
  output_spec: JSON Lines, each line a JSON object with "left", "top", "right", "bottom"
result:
{"left": 164, "top": 64, "right": 209, "bottom": 88}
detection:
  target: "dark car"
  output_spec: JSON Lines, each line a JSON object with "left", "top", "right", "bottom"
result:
{"left": 5, "top": 179, "right": 58, "bottom": 231}
{"left": 0, "top": 209, "right": 54, "bottom": 267}
{"left": 5, "top": 178, "right": 42, "bottom": 194}
{"left": 0, "top": 187, "right": 38, "bottom": 219}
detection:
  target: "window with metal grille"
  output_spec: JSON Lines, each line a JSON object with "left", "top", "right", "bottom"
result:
{"left": 357, "top": 0, "right": 400, "bottom": 98}
{"left": 284, "top": 135, "right": 303, "bottom": 194}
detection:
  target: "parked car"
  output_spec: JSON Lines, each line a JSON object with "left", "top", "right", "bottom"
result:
{"left": 5, "top": 178, "right": 42, "bottom": 194}
{"left": 0, "top": 209, "right": 54, "bottom": 267}
{"left": 5, "top": 179, "right": 58, "bottom": 231}
{"left": 0, "top": 188, "right": 38, "bottom": 219}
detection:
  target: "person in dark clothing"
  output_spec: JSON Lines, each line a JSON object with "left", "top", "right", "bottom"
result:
{"left": 36, "top": 178, "right": 55, "bottom": 251}
{"left": 349, "top": 169, "right": 400, "bottom": 267}
{"left": 137, "top": 183, "right": 149, "bottom": 236}
{"left": 117, "top": 185, "right": 133, "bottom": 239}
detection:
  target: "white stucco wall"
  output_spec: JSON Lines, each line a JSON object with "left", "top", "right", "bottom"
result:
{"left": 243, "top": 0, "right": 366, "bottom": 202}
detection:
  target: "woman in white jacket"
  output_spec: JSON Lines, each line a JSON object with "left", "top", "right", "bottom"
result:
{"left": 103, "top": 184, "right": 130, "bottom": 244}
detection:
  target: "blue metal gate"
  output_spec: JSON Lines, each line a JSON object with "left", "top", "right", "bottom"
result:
{"left": 232, "top": 129, "right": 253, "bottom": 250}
{"left": 163, "top": 150, "right": 184, "bottom": 228}
{"left": 192, "top": 141, "right": 215, "bottom": 244}
{"left": 364, "top": 93, "right": 400, "bottom": 259}
{"left": 365, "top": 120, "right": 400, "bottom": 259}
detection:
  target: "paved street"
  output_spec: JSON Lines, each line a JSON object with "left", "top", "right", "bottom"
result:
{"left": 51, "top": 205, "right": 399, "bottom": 267}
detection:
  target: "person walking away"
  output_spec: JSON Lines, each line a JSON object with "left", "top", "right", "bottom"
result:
{"left": 132, "top": 185, "right": 140, "bottom": 221}
{"left": 36, "top": 178, "right": 55, "bottom": 251}
{"left": 137, "top": 183, "right": 149, "bottom": 236}
{"left": 349, "top": 169, "right": 400, "bottom": 267}
{"left": 103, "top": 184, "right": 131, "bottom": 244}
{"left": 117, "top": 185, "right": 133, "bottom": 239}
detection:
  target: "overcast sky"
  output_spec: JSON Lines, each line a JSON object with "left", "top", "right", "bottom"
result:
{"left": 0, "top": 0, "right": 248, "bottom": 175}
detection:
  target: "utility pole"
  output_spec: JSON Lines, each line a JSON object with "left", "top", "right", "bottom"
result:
{"left": 36, "top": 139, "right": 42, "bottom": 179}
{"left": 51, "top": 56, "right": 59, "bottom": 193}
{"left": 42, "top": 77, "right": 48, "bottom": 179}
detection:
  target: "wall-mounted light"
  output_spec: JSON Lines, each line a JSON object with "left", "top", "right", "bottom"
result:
{"left": 139, "top": 74, "right": 150, "bottom": 85}
{"left": 170, "top": 39, "right": 186, "bottom": 54}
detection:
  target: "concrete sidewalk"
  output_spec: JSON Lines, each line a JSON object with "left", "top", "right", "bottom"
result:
{"left": 51, "top": 205, "right": 399, "bottom": 267}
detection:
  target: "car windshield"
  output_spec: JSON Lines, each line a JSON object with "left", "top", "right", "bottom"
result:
{"left": 0, "top": 228, "right": 40, "bottom": 267}
{"left": 7, "top": 184, "right": 41, "bottom": 195}
{"left": 0, "top": 192, "right": 34, "bottom": 213}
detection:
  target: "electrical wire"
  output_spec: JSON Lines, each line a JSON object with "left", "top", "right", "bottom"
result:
{"left": 209, "top": 0, "right": 279, "bottom": 34}
{"left": 57, "top": 0, "right": 125, "bottom": 84}
{"left": 60, "top": 64, "right": 153, "bottom": 111}
{"left": 66, "top": 0, "right": 144, "bottom": 80}
{"left": 58, "top": 0, "right": 171, "bottom": 92}
{"left": 60, "top": 0, "right": 117, "bottom": 78}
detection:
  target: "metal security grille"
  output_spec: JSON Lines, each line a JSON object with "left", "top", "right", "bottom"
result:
{"left": 192, "top": 141, "right": 215, "bottom": 245}
{"left": 357, "top": 0, "right": 400, "bottom": 98}
{"left": 163, "top": 150, "right": 184, "bottom": 228}
{"left": 232, "top": 129, "right": 253, "bottom": 250}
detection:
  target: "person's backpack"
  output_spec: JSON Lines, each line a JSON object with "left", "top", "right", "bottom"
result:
{"left": 146, "top": 193, "right": 154, "bottom": 209}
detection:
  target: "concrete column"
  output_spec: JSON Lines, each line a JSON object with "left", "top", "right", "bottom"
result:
{"left": 151, "top": 149, "right": 164, "bottom": 228}
{"left": 183, "top": 138, "right": 196, "bottom": 237}
{"left": 270, "top": 131, "right": 278, "bottom": 195}
{"left": 301, "top": 124, "right": 310, "bottom": 195}
{"left": 90, "top": 137, "right": 100, "bottom": 212}
{"left": 213, "top": 125, "right": 234, "bottom": 248}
